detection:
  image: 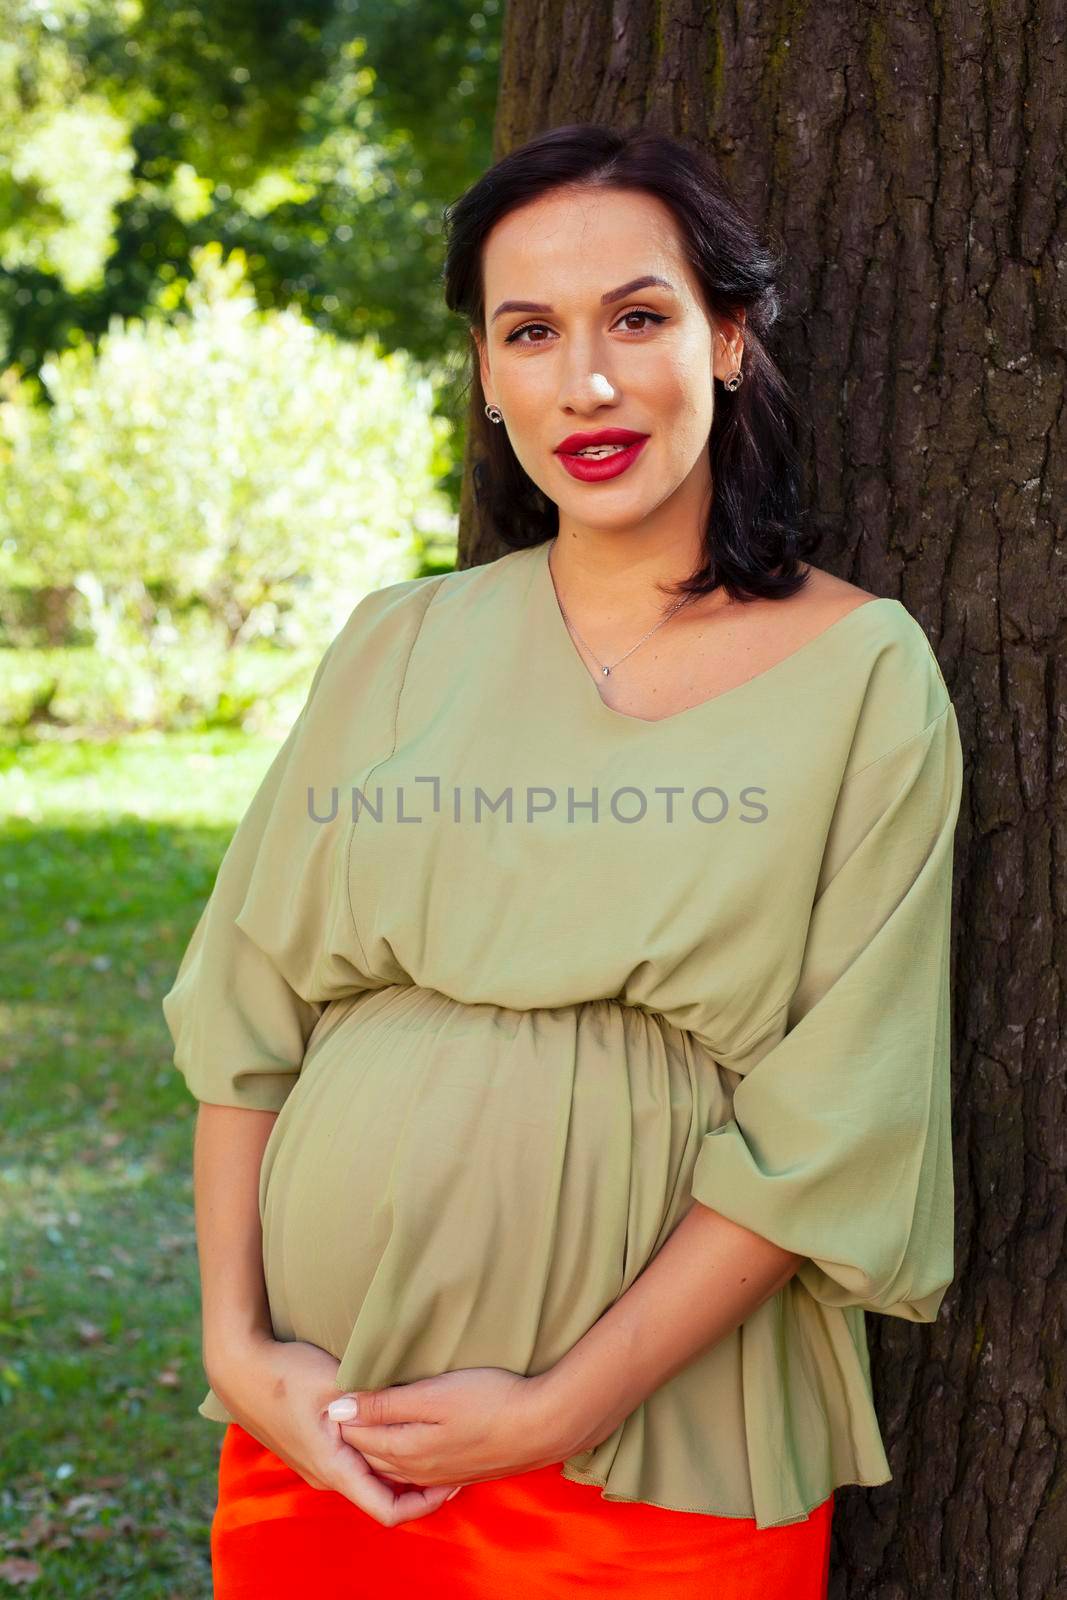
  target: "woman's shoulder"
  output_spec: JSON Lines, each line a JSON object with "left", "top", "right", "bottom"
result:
{"left": 792, "top": 565, "right": 956, "bottom": 778}
{"left": 338, "top": 545, "right": 533, "bottom": 630}
{"left": 301, "top": 570, "right": 449, "bottom": 709}
{"left": 792, "top": 562, "right": 915, "bottom": 646}
{"left": 793, "top": 561, "right": 880, "bottom": 616}
{"left": 311, "top": 548, "right": 532, "bottom": 696}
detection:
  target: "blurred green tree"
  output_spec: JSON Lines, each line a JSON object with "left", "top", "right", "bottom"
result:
{"left": 0, "top": 0, "right": 499, "bottom": 383}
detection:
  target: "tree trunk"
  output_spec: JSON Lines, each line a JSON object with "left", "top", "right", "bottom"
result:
{"left": 459, "top": 4, "right": 1067, "bottom": 1596}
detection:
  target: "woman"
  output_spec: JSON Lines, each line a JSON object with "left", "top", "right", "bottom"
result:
{"left": 163, "top": 123, "right": 963, "bottom": 1599}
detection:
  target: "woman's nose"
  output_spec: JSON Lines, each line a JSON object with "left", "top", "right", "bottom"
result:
{"left": 559, "top": 370, "right": 617, "bottom": 409}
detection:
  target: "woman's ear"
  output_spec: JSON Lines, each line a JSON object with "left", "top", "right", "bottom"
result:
{"left": 713, "top": 313, "right": 746, "bottom": 383}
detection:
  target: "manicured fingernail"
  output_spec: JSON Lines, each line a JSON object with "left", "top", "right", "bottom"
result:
{"left": 446, "top": 1487, "right": 461, "bottom": 1501}
{"left": 328, "top": 1397, "right": 359, "bottom": 1421}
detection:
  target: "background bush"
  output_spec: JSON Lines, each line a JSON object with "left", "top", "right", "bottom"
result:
{"left": 0, "top": 243, "right": 458, "bottom": 734}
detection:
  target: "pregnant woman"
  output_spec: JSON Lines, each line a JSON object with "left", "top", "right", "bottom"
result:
{"left": 162, "top": 123, "right": 964, "bottom": 1600}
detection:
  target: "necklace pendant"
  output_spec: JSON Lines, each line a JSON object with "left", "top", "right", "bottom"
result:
{"left": 602, "top": 665, "right": 611, "bottom": 676}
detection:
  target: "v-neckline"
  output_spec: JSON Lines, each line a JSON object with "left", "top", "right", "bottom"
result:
{"left": 535, "top": 537, "right": 897, "bottom": 730}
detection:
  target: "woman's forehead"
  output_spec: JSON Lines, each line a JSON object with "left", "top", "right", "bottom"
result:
{"left": 482, "top": 190, "right": 693, "bottom": 305}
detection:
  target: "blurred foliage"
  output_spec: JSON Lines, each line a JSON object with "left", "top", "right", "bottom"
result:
{"left": 0, "top": 0, "right": 500, "bottom": 382}
{"left": 0, "top": 0, "right": 496, "bottom": 736}
{"left": 0, "top": 242, "right": 457, "bottom": 732}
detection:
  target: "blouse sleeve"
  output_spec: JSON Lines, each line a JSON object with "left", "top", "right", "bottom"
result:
{"left": 689, "top": 696, "right": 965, "bottom": 1322}
{"left": 161, "top": 578, "right": 430, "bottom": 1112}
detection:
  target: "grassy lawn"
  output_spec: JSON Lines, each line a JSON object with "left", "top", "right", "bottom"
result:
{"left": 0, "top": 729, "right": 286, "bottom": 1597}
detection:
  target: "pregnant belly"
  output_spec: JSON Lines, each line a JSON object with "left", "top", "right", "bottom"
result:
{"left": 257, "top": 984, "right": 729, "bottom": 1396}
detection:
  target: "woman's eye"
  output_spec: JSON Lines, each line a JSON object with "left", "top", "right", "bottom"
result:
{"left": 504, "top": 310, "right": 667, "bottom": 346}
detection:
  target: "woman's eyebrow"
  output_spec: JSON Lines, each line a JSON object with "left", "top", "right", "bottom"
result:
{"left": 490, "top": 275, "right": 676, "bottom": 323}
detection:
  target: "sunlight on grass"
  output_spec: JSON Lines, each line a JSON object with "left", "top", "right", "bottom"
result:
{"left": 0, "top": 727, "right": 283, "bottom": 1596}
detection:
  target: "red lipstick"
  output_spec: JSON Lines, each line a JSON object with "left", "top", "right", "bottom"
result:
{"left": 554, "top": 428, "right": 650, "bottom": 484}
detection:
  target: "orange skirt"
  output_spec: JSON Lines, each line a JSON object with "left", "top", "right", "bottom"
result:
{"left": 211, "top": 1422, "right": 833, "bottom": 1598}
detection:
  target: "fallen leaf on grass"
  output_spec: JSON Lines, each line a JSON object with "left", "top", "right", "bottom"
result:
{"left": 0, "top": 1556, "right": 42, "bottom": 1584}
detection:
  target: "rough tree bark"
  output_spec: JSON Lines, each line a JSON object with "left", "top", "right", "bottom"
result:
{"left": 456, "top": 4, "right": 1067, "bottom": 1598}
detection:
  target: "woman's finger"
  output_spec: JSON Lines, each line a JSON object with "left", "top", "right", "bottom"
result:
{"left": 339, "top": 1419, "right": 437, "bottom": 1458}
{"left": 327, "top": 1441, "right": 456, "bottom": 1525}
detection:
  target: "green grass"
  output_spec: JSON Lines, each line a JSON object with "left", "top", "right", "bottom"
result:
{"left": 0, "top": 730, "right": 285, "bottom": 1597}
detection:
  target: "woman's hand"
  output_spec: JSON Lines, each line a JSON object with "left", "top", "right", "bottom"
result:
{"left": 206, "top": 1335, "right": 465, "bottom": 1527}
{"left": 330, "top": 1366, "right": 575, "bottom": 1489}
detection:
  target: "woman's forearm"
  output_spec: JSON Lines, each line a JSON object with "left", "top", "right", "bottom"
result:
{"left": 532, "top": 1200, "right": 804, "bottom": 1457}
{"left": 193, "top": 1102, "right": 279, "bottom": 1380}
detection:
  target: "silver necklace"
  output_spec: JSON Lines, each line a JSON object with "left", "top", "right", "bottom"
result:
{"left": 549, "top": 551, "right": 699, "bottom": 677}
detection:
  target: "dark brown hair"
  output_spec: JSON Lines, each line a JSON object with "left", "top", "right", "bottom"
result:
{"left": 442, "top": 122, "right": 820, "bottom": 607}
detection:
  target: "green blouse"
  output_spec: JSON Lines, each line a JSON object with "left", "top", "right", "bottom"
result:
{"left": 162, "top": 536, "right": 964, "bottom": 1531}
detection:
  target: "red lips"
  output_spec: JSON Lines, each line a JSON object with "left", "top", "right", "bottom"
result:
{"left": 555, "top": 428, "right": 649, "bottom": 454}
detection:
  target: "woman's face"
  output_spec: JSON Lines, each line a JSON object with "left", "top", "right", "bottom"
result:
{"left": 473, "top": 185, "right": 744, "bottom": 551}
